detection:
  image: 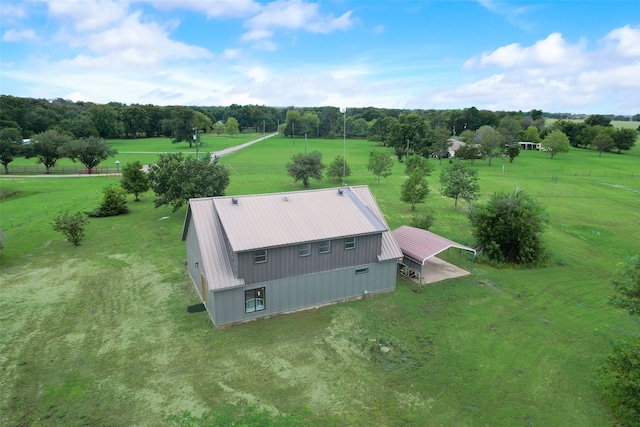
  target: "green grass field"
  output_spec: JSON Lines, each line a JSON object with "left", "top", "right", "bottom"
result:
{"left": 1, "top": 135, "right": 639, "bottom": 426}
{"left": 7, "top": 133, "right": 265, "bottom": 173}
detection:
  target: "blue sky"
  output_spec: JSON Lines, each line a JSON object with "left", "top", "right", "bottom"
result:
{"left": 1, "top": 0, "right": 639, "bottom": 114}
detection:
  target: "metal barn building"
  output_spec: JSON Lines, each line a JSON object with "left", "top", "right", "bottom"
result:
{"left": 182, "top": 186, "right": 403, "bottom": 327}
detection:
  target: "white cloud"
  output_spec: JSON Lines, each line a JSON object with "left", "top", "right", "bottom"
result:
{"left": 466, "top": 33, "right": 587, "bottom": 70}
{"left": 47, "top": 0, "right": 129, "bottom": 32}
{"left": 52, "top": 9, "right": 212, "bottom": 70}
{"left": 2, "top": 29, "right": 38, "bottom": 42}
{"left": 242, "top": 0, "right": 353, "bottom": 43}
{"left": 424, "top": 25, "right": 640, "bottom": 114}
{"left": 142, "top": 0, "right": 259, "bottom": 18}
{"left": 602, "top": 25, "right": 640, "bottom": 57}
{"left": 0, "top": 3, "right": 27, "bottom": 23}
{"left": 476, "top": 0, "right": 536, "bottom": 29}
{"left": 223, "top": 48, "right": 241, "bottom": 59}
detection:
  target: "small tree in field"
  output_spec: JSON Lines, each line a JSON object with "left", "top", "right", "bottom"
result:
{"left": 121, "top": 161, "right": 149, "bottom": 201}
{"left": 469, "top": 189, "right": 548, "bottom": 264}
{"left": 89, "top": 185, "right": 129, "bottom": 217}
{"left": 52, "top": 211, "right": 88, "bottom": 246}
{"left": 439, "top": 161, "right": 479, "bottom": 208}
{"left": 401, "top": 170, "right": 430, "bottom": 210}
{"left": 367, "top": 150, "right": 394, "bottom": 184}
{"left": 326, "top": 155, "right": 351, "bottom": 183}
{"left": 286, "top": 151, "right": 325, "bottom": 188}
{"left": 541, "top": 130, "right": 570, "bottom": 159}
{"left": 404, "top": 155, "right": 433, "bottom": 177}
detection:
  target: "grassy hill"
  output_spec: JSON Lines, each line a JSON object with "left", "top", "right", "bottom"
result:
{"left": 1, "top": 135, "right": 638, "bottom": 426}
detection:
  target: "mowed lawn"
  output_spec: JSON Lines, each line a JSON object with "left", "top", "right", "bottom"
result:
{"left": 7, "top": 133, "right": 265, "bottom": 173}
{"left": 0, "top": 135, "right": 639, "bottom": 426}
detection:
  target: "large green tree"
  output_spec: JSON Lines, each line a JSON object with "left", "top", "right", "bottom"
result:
{"left": 432, "top": 126, "right": 453, "bottom": 165}
{"left": 401, "top": 170, "right": 430, "bottom": 210}
{"left": 367, "top": 150, "right": 394, "bottom": 184}
{"left": 89, "top": 104, "right": 124, "bottom": 139}
{"left": 120, "top": 105, "right": 149, "bottom": 138}
{"left": 522, "top": 125, "right": 541, "bottom": 144}
{"left": 475, "top": 125, "right": 503, "bottom": 166}
{"left": 285, "top": 151, "right": 325, "bottom": 187}
{"left": 0, "top": 127, "right": 24, "bottom": 174}
{"left": 162, "top": 106, "right": 196, "bottom": 145}
{"left": 584, "top": 114, "right": 612, "bottom": 127}
{"left": 612, "top": 128, "right": 637, "bottom": 154}
{"left": 28, "top": 129, "right": 71, "bottom": 173}
{"left": 593, "top": 130, "right": 615, "bottom": 157}
{"left": 469, "top": 189, "right": 549, "bottom": 264}
{"left": 148, "top": 153, "right": 230, "bottom": 212}
{"left": 61, "top": 136, "right": 117, "bottom": 173}
{"left": 541, "top": 130, "right": 570, "bottom": 159}
{"left": 455, "top": 141, "right": 484, "bottom": 165}
{"left": 120, "top": 161, "right": 149, "bottom": 201}
{"left": 439, "top": 161, "right": 480, "bottom": 208}
{"left": 225, "top": 117, "right": 240, "bottom": 138}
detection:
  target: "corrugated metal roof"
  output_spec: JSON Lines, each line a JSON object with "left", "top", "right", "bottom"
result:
{"left": 183, "top": 199, "right": 244, "bottom": 291}
{"left": 351, "top": 186, "right": 403, "bottom": 262}
{"left": 213, "top": 186, "right": 388, "bottom": 252}
{"left": 393, "top": 225, "right": 476, "bottom": 265}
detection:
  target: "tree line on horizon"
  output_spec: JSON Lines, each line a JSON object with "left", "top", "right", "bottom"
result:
{"left": 1, "top": 96, "right": 637, "bottom": 175}
{"left": 2, "top": 94, "right": 638, "bottom": 140}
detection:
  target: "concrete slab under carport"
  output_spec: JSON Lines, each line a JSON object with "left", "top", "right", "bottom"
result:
{"left": 421, "top": 256, "right": 471, "bottom": 284}
{"left": 393, "top": 225, "right": 476, "bottom": 285}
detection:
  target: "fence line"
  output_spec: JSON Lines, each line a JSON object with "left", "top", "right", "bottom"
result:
{"left": 5, "top": 166, "right": 121, "bottom": 175}
{"left": 1, "top": 190, "right": 106, "bottom": 235}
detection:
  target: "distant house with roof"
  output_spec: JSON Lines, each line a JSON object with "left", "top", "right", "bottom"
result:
{"left": 182, "top": 186, "right": 403, "bottom": 327}
{"left": 518, "top": 141, "right": 542, "bottom": 150}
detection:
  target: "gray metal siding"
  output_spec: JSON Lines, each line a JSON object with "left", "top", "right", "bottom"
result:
{"left": 211, "top": 260, "right": 397, "bottom": 326}
{"left": 185, "top": 223, "right": 205, "bottom": 300}
{"left": 236, "top": 233, "right": 382, "bottom": 285}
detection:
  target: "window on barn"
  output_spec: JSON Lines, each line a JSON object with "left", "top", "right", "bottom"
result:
{"left": 299, "top": 243, "right": 311, "bottom": 257}
{"left": 355, "top": 267, "right": 369, "bottom": 275}
{"left": 318, "top": 240, "right": 331, "bottom": 254}
{"left": 245, "top": 287, "right": 265, "bottom": 313}
{"left": 254, "top": 249, "right": 267, "bottom": 264}
{"left": 344, "top": 237, "right": 356, "bottom": 250}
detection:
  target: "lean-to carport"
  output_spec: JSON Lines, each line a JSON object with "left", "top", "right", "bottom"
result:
{"left": 393, "top": 225, "right": 476, "bottom": 284}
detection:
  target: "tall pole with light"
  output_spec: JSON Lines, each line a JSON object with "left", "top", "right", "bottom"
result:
{"left": 340, "top": 106, "right": 346, "bottom": 186}
{"left": 192, "top": 127, "right": 198, "bottom": 158}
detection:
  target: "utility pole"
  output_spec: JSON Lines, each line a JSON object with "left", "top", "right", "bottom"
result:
{"left": 192, "top": 127, "right": 198, "bottom": 158}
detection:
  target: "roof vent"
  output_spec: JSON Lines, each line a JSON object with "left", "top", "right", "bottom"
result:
{"left": 283, "top": 196, "right": 288, "bottom": 202}
{"left": 338, "top": 188, "right": 344, "bottom": 195}
{"left": 232, "top": 197, "right": 238, "bottom": 205}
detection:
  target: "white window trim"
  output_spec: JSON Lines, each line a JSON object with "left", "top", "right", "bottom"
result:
{"left": 319, "top": 240, "right": 331, "bottom": 254}
{"left": 299, "top": 243, "right": 311, "bottom": 257}
{"left": 254, "top": 249, "right": 267, "bottom": 264}
{"left": 345, "top": 236, "right": 356, "bottom": 250}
